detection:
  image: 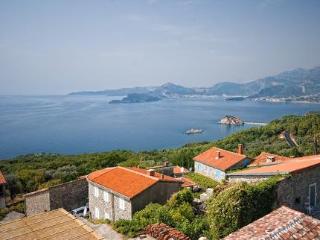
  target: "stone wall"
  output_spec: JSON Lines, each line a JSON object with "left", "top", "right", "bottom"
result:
{"left": 276, "top": 165, "right": 320, "bottom": 212}
{"left": 131, "top": 181, "right": 181, "bottom": 213}
{"left": 227, "top": 175, "right": 271, "bottom": 183}
{"left": 25, "top": 188, "right": 50, "bottom": 216}
{"left": 88, "top": 181, "right": 132, "bottom": 221}
{"left": 0, "top": 185, "right": 5, "bottom": 208}
{"left": 88, "top": 180, "right": 181, "bottom": 221}
{"left": 25, "top": 177, "right": 88, "bottom": 216}
{"left": 227, "top": 165, "right": 320, "bottom": 213}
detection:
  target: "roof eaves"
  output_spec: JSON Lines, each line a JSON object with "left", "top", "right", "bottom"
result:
{"left": 227, "top": 171, "right": 289, "bottom": 177}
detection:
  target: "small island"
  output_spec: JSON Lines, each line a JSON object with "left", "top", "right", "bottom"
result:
{"left": 219, "top": 115, "right": 244, "bottom": 125}
{"left": 109, "top": 93, "right": 162, "bottom": 104}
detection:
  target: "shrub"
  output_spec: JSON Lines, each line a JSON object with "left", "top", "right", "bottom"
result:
{"left": 167, "top": 188, "right": 193, "bottom": 208}
{"left": 207, "top": 176, "right": 282, "bottom": 239}
{"left": 185, "top": 172, "right": 219, "bottom": 189}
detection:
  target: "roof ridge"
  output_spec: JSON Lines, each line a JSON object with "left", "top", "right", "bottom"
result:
{"left": 210, "top": 146, "right": 246, "bottom": 157}
{"left": 120, "top": 166, "right": 160, "bottom": 181}
{"left": 265, "top": 213, "right": 305, "bottom": 239}
{"left": 88, "top": 167, "right": 116, "bottom": 181}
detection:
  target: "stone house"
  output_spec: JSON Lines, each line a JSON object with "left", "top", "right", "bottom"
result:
{"left": 227, "top": 154, "right": 320, "bottom": 214}
{"left": 193, "top": 144, "right": 251, "bottom": 181}
{"left": 25, "top": 176, "right": 88, "bottom": 216}
{"left": 0, "top": 170, "right": 6, "bottom": 208}
{"left": 87, "top": 166, "right": 182, "bottom": 221}
{"left": 224, "top": 206, "right": 320, "bottom": 240}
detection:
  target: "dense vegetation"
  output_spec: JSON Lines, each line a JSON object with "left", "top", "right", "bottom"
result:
{"left": 113, "top": 189, "right": 209, "bottom": 239}
{"left": 113, "top": 176, "right": 282, "bottom": 239}
{"left": 0, "top": 112, "right": 319, "bottom": 198}
{"left": 207, "top": 176, "right": 282, "bottom": 239}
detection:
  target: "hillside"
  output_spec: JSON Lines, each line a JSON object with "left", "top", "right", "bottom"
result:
{"left": 69, "top": 66, "right": 320, "bottom": 99}
{"left": 1, "top": 112, "right": 319, "bottom": 198}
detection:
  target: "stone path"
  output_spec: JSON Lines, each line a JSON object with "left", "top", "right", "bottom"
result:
{"left": 79, "top": 217, "right": 155, "bottom": 240}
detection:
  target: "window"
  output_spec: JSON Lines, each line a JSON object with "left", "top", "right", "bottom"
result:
{"left": 94, "top": 207, "right": 100, "bottom": 219}
{"left": 103, "top": 191, "right": 109, "bottom": 202}
{"left": 94, "top": 186, "right": 99, "bottom": 197}
{"left": 119, "top": 198, "right": 125, "bottom": 210}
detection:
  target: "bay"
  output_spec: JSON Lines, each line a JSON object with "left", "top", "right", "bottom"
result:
{"left": 0, "top": 95, "right": 319, "bottom": 159}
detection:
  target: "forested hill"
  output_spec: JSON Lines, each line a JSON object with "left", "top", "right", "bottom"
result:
{"left": 0, "top": 112, "right": 320, "bottom": 197}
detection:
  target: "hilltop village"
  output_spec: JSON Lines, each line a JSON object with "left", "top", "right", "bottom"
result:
{"left": 1, "top": 113, "right": 320, "bottom": 239}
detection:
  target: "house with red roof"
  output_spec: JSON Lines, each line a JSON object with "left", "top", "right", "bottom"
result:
{"left": 0, "top": 170, "right": 6, "bottom": 208}
{"left": 87, "top": 166, "right": 182, "bottom": 221}
{"left": 228, "top": 154, "right": 320, "bottom": 214}
{"left": 193, "top": 144, "right": 251, "bottom": 181}
{"left": 249, "top": 151, "right": 291, "bottom": 167}
{"left": 224, "top": 206, "right": 320, "bottom": 240}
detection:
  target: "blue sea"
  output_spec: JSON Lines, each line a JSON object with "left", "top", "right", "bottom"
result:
{"left": 0, "top": 95, "right": 319, "bottom": 159}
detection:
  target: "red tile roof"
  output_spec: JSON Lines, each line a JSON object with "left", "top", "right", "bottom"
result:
{"left": 193, "top": 147, "right": 247, "bottom": 171}
{"left": 87, "top": 167, "right": 181, "bottom": 199}
{"left": 173, "top": 166, "right": 189, "bottom": 175}
{"left": 228, "top": 154, "right": 320, "bottom": 176}
{"left": 179, "top": 177, "right": 195, "bottom": 188}
{"left": 249, "top": 152, "right": 291, "bottom": 167}
{"left": 0, "top": 171, "right": 6, "bottom": 185}
{"left": 146, "top": 223, "right": 191, "bottom": 240}
{"left": 224, "top": 206, "right": 320, "bottom": 240}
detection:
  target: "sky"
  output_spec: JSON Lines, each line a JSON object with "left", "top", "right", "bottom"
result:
{"left": 0, "top": 0, "right": 320, "bottom": 95}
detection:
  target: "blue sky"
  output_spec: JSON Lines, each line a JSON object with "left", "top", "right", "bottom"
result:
{"left": 0, "top": 0, "right": 320, "bottom": 94}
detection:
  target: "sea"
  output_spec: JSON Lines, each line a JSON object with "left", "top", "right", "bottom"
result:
{"left": 0, "top": 95, "right": 319, "bottom": 159}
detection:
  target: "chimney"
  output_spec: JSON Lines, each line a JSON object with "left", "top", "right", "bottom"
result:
{"left": 164, "top": 161, "right": 169, "bottom": 167}
{"left": 266, "top": 156, "right": 275, "bottom": 163}
{"left": 238, "top": 144, "right": 244, "bottom": 155}
{"left": 147, "top": 169, "right": 155, "bottom": 176}
{"left": 161, "top": 174, "right": 164, "bottom": 179}
{"left": 216, "top": 151, "right": 221, "bottom": 160}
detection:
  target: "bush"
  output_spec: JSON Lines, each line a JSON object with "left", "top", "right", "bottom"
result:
{"left": 185, "top": 172, "right": 219, "bottom": 189}
{"left": 207, "top": 176, "right": 282, "bottom": 239}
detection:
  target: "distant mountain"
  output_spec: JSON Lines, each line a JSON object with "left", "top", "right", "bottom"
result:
{"left": 69, "top": 66, "right": 320, "bottom": 99}
{"left": 69, "top": 86, "right": 156, "bottom": 96}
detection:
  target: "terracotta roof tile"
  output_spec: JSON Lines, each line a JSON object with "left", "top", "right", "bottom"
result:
{"left": 179, "top": 177, "right": 195, "bottom": 188}
{"left": 249, "top": 152, "right": 291, "bottom": 167}
{"left": 0, "top": 208, "right": 104, "bottom": 240}
{"left": 224, "top": 206, "right": 320, "bottom": 240}
{"left": 87, "top": 167, "right": 181, "bottom": 199}
{"left": 0, "top": 170, "right": 6, "bottom": 185}
{"left": 193, "top": 147, "right": 247, "bottom": 171}
{"left": 228, "top": 154, "right": 320, "bottom": 176}
{"left": 129, "top": 167, "right": 181, "bottom": 182}
{"left": 173, "top": 166, "right": 189, "bottom": 175}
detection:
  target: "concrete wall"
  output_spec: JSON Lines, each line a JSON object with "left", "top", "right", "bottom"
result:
{"left": 0, "top": 185, "right": 6, "bottom": 208}
{"left": 194, "top": 161, "right": 226, "bottom": 181}
{"left": 25, "top": 177, "right": 88, "bottom": 216}
{"left": 25, "top": 189, "right": 50, "bottom": 216}
{"left": 88, "top": 181, "right": 132, "bottom": 221}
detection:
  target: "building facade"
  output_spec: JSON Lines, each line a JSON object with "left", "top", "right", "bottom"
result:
{"left": 193, "top": 145, "right": 251, "bottom": 181}
{"left": 227, "top": 155, "right": 320, "bottom": 214}
{"left": 88, "top": 167, "right": 182, "bottom": 221}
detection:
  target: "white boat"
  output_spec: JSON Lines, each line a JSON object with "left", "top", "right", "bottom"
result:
{"left": 185, "top": 128, "right": 204, "bottom": 135}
